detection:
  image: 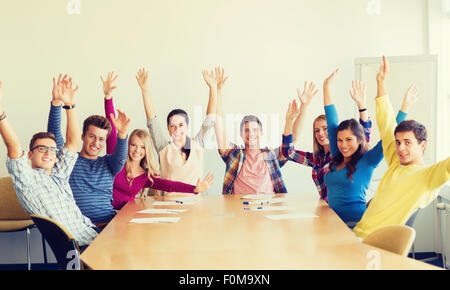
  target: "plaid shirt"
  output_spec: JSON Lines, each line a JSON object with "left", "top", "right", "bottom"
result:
{"left": 6, "top": 147, "right": 98, "bottom": 246}
{"left": 281, "top": 118, "right": 372, "bottom": 202}
{"left": 219, "top": 143, "right": 288, "bottom": 194}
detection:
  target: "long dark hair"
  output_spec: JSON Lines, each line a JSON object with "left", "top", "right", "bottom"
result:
{"left": 329, "top": 119, "right": 369, "bottom": 181}
{"left": 167, "top": 109, "right": 191, "bottom": 160}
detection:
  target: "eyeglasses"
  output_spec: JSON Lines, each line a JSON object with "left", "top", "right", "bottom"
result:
{"left": 30, "top": 145, "right": 59, "bottom": 154}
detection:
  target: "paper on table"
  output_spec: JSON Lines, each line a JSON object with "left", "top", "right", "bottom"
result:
{"left": 130, "top": 217, "right": 180, "bottom": 224}
{"left": 268, "top": 198, "right": 289, "bottom": 204}
{"left": 137, "top": 209, "right": 187, "bottom": 214}
{"left": 240, "top": 194, "right": 275, "bottom": 200}
{"left": 245, "top": 206, "right": 296, "bottom": 211}
{"left": 152, "top": 201, "right": 195, "bottom": 206}
{"left": 264, "top": 213, "right": 318, "bottom": 220}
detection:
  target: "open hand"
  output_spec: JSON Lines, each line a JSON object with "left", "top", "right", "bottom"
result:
{"left": 376, "top": 56, "right": 389, "bottom": 84}
{"left": 136, "top": 68, "right": 149, "bottom": 91}
{"left": 401, "top": 84, "right": 418, "bottom": 113}
{"left": 349, "top": 80, "right": 367, "bottom": 109}
{"left": 101, "top": 72, "right": 118, "bottom": 99}
{"left": 297, "top": 81, "right": 318, "bottom": 106}
{"left": 110, "top": 109, "right": 131, "bottom": 137}
{"left": 193, "top": 173, "right": 214, "bottom": 194}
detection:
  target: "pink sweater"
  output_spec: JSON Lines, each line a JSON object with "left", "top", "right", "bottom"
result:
{"left": 111, "top": 167, "right": 196, "bottom": 209}
{"left": 105, "top": 98, "right": 197, "bottom": 210}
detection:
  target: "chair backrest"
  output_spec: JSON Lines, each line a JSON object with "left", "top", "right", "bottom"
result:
{"left": 0, "top": 177, "right": 31, "bottom": 220}
{"left": 30, "top": 215, "right": 82, "bottom": 270}
{"left": 363, "top": 225, "right": 416, "bottom": 256}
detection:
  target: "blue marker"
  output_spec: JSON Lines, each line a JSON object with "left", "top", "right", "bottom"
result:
{"left": 243, "top": 207, "right": 263, "bottom": 210}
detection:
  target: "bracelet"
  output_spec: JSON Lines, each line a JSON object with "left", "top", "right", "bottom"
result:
{"left": 358, "top": 108, "right": 367, "bottom": 112}
{"left": 63, "top": 104, "right": 76, "bottom": 110}
{"left": 0, "top": 112, "right": 6, "bottom": 121}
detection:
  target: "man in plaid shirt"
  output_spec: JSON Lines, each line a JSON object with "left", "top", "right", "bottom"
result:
{"left": 0, "top": 77, "right": 98, "bottom": 247}
{"left": 203, "top": 68, "right": 287, "bottom": 194}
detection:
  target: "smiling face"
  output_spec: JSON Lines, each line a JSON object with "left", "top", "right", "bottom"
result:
{"left": 128, "top": 135, "right": 146, "bottom": 162}
{"left": 313, "top": 118, "right": 329, "bottom": 147}
{"left": 28, "top": 138, "right": 58, "bottom": 173}
{"left": 80, "top": 125, "right": 108, "bottom": 159}
{"left": 395, "top": 131, "right": 426, "bottom": 166}
{"left": 337, "top": 129, "right": 361, "bottom": 159}
{"left": 168, "top": 114, "right": 188, "bottom": 146}
{"left": 241, "top": 121, "right": 262, "bottom": 149}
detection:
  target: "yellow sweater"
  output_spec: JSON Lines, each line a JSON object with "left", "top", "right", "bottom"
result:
{"left": 353, "top": 95, "right": 450, "bottom": 238}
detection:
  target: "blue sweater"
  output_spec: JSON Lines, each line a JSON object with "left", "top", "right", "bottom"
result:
{"left": 47, "top": 104, "right": 128, "bottom": 223}
{"left": 323, "top": 105, "right": 407, "bottom": 223}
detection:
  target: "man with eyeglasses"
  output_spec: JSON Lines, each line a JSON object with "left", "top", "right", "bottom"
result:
{"left": 0, "top": 78, "right": 99, "bottom": 247}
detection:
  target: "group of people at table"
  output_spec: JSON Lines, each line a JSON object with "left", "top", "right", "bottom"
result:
{"left": 0, "top": 56, "right": 448, "bottom": 252}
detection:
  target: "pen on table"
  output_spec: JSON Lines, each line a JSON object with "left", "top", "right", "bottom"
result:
{"left": 243, "top": 201, "right": 269, "bottom": 205}
{"left": 243, "top": 207, "right": 263, "bottom": 210}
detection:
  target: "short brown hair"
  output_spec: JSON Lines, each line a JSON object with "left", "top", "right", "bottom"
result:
{"left": 240, "top": 115, "right": 263, "bottom": 133}
{"left": 82, "top": 115, "right": 111, "bottom": 136}
{"left": 29, "top": 132, "right": 57, "bottom": 151}
{"left": 395, "top": 120, "right": 427, "bottom": 143}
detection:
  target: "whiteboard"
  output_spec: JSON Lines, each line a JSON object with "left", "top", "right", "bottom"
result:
{"left": 355, "top": 55, "right": 438, "bottom": 180}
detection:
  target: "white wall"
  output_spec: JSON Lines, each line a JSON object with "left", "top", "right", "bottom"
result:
{"left": 1, "top": 0, "right": 444, "bottom": 264}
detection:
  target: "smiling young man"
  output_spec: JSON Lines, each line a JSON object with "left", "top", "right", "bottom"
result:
{"left": 0, "top": 78, "right": 98, "bottom": 247}
{"left": 208, "top": 68, "right": 288, "bottom": 194}
{"left": 353, "top": 57, "right": 450, "bottom": 238}
{"left": 47, "top": 74, "right": 130, "bottom": 226}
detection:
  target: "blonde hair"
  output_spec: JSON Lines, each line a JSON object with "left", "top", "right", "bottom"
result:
{"left": 126, "top": 129, "right": 160, "bottom": 194}
{"left": 313, "top": 114, "right": 327, "bottom": 158}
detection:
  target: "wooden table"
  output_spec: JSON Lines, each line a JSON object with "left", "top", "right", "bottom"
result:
{"left": 80, "top": 194, "right": 441, "bottom": 270}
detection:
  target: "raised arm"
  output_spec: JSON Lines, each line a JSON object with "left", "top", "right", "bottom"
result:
{"left": 58, "top": 77, "right": 80, "bottom": 152}
{"left": 136, "top": 68, "right": 156, "bottom": 120}
{"left": 0, "top": 81, "right": 23, "bottom": 159}
{"left": 292, "top": 81, "right": 318, "bottom": 143}
{"left": 101, "top": 71, "right": 118, "bottom": 154}
{"left": 323, "top": 69, "right": 340, "bottom": 156}
{"left": 323, "top": 69, "right": 339, "bottom": 107}
{"left": 210, "top": 67, "right": 230, "bottom": 151}
{"left": 138, "top": 68, "right": 170, "bottom": 153}
{"left": 350, "top": 80, "right": 369, "bottom": 122}
{"left": 47, "top": 74, "right": 66, "bottom": 149}
{"left": 106, "top": 109, "right": 130, "bottom": 174}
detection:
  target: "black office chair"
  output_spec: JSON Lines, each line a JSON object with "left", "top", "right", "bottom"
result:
{"left": 30, "top": 215, "right": 83, "bottom": 270}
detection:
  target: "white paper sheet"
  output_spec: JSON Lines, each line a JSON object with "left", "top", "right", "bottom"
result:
{"left": 244, "top": 206, "right": 296, "bottom": 211}
{"left": 240, "top": 194, "right": 275, "bottom": 200}
{"left": 264, "top": 213, "right": 319, "bottom": 220}
{"left": 129, "top": 217, "right": 181, "bottom": 224}
{"left": 137, "top": 209, "right": 187, "bottom": 214}
{"left": 152, "top": 201, "right": 195, "bottom": 206}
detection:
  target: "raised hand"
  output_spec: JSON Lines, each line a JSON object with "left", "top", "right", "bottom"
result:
{"left": 110, "top": 109, "right": 131, "bottom": 138}
{"left": 324, "top": 69, "right": 339, "bottom": 88}
{"left": 100, "top": 72, "right": 118, "bottom": 99}
{"left": 60, "top": 77, "right": 79, "bottom": 106}
{"left": 401, "top": 84, "right": 418, "bottom": 113}
{"left": 349, "top": 80, "right": 367, "bottom": 109}
{"left": 214, "top": 67, "right": 228, "bottom": 90}
{"left": 376, "top": 55, "right": 389, "bottom": 84}
{"left": 202, "top": 70, "right": 217, "bottom": 88}
{"left": 136, "top": 68, "right": 149, "bottom": 92}
{"left": 297, "top": 81, "right": 318, "bottom": 106}
{"left": 285, "top": 100, "right": 301, "bottom": 123}
{"left": 52, "top": 74, "right": 68, "bottom": 106}
{"left": 193, "top": 173, "right": 214, "bottom": 194}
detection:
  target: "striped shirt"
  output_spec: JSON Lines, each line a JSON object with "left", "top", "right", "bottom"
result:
{"left": 6, "top": 147, "right": 98, "bottom": 246}
{"left": 48, "top": 104, "right": 128, "bottom": 223}
{"left": 219, "top": 144, "right": 288, "bottom": 194}
{"left": 281, "top": 118, "right": 372, "bottom": 202}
